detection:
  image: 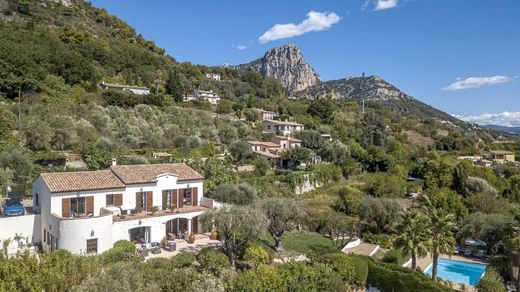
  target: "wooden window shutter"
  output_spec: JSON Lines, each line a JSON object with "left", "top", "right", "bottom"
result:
{"left": 178, "top": 189, "right": 184, "bottom": 208}
{"left": 136, "top": 193, "right": 142, "bottom": 210}
{"left": 146, "top": 192, "right": 153, "bottom": 211}
{"left": 192, "top": 188, "right": 198, "bottom": 206}
{"left": 192, "top": 217, "right": 199, "bottom": 233}
{"left": 114, "top": 194, "right": 123, "bottom": 206}
{"left": 162, "top": 191, "right": 168, "bottom": 210}
{"left": 62, "top": 198, "right": 71, "bottom": 218}
{"left": 86, "top": 196, "right": 94, "bottom": 214}
{"left": 172, "top": 189, "right": 178, "bottom": 208}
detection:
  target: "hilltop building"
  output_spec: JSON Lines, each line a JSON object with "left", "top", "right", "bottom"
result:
{"left": 100, "top": 82, "right": 150, "bottom": 95}
{"left": 204, "top": 73, "right": 221, "bottom": 81}
{"left": 184, "top": 90, "right": 221, "bottom": 105}
{"left": 262, "top": 119, "right": 304, "bottom": 136}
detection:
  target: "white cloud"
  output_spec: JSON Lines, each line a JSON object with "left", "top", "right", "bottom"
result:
{"left": 443, "top": 75, "right": 512, "bottom": 90}
{"left": 236, "top": 45, "right": 247, "bottom": 50}
{"left": 374, "top": 0, "right": 398, "bottom": 11}
{"left": 454, "top": 112, "right": 520, "bottom": 127}
{"left": 258, "top": 11, "right": 341, "bottom": 43}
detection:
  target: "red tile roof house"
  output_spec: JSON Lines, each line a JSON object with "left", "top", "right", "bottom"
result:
{"left": 29, "top": 163, "right": 217, "bottom": 254}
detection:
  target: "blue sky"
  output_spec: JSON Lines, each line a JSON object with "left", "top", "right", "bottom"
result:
{"left": 90, "top": 0, "right": 520, "bottom": 126}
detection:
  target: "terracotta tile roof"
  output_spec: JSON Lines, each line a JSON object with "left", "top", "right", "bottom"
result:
{"left": 111, "top": 163, "right": 204, "bottom": 184}
{"left": 247, "top": 141, "right": 280, "bottom": 148}
{"left": 40, "top": 163, "right": 203, "bottom": 193}
{"left": 41, "top": 170, "right": 125, "bottom": 193}
{"left": 263, "top": 119, "right": 303, "bottom": 126}
{"left": 273, "top": 136, "right": 302, "bottom": 143}
{"left": 253, "top": 150, "right": 281, "bottom": 159}
{"left": 488, "top": 150, "right": 515, "bottom": 155}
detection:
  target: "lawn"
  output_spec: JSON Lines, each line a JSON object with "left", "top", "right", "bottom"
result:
{"left": 257, "top": 231, "right": 336, "bottom": 255}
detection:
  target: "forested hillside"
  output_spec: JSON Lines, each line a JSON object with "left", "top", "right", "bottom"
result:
{"left": 1, "top": 2, "right": 520, "bottom": 291}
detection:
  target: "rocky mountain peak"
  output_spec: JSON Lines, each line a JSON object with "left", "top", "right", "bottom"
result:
{"left": 237, "top": 44, "right": 320, "bottom": 94}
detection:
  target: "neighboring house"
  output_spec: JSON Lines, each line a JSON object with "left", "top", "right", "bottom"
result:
{"left": 100, "top": 82, "right": 150, "bottom": 95}
{"left": 252, "top": 108, "right": 278, "bottom": 121}
{"left": 272, "top": 136, "right": 302, "bottom": 149}
{"left": 32, "top": 163, "right": 215, "bottom": 254}
{"left": 185, "top": 90, "right": 221, "bottom": 105}
{"left": 262, "top": 119, "right": 304, "bottom": 136}
{"left": 248, "top": 136, "right": 303, "bottom": 167}
{"left": 152, "top": 152, "right": 172, "bottom": 161}
{"left": 483, "top": 150, "right": 515, "bottom": 163}
{"left": 205, "top": 73, "right": 221, "bottom": 81}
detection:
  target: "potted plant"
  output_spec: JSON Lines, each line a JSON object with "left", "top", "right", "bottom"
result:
{"left": 150, "top": 206, "right": 159, "bottom": 215}
{"left": 168, "top": 203, "right": 176, "bottom": 213}
{"left": 210, "top": 230, "right": 218, "bottom": 240}
{"left": 187, "top": 233, "right": 196, "bottom": 244}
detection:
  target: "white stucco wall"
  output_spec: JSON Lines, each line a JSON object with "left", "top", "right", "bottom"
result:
{"left": 0, "top": 214, "right": 41, "bottom": 244}
{"left": 56, "top": 213, "right": 113, "bottom": 254}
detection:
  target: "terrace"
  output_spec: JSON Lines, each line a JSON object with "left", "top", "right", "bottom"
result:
{"left": 111, "top": 205, "right": 208, "bottom": 222}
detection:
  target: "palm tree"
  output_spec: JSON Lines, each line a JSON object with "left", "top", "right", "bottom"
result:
{"left": 393, "top": 211, "right": 430, "bottom": 270}
{"left": 427, "top": 208, "right": 457, "bottom": 281}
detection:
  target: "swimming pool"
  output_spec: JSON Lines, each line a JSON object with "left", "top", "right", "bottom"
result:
{"left": 424, "top": 258, "right": 487, "bottom": 286}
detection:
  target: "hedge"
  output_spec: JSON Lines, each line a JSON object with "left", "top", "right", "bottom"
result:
{"left": 361, "top": 256, "right": 450, "bottom": 292}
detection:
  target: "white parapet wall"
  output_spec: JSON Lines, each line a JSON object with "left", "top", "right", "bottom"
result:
{"left": 0, "top": 214, "right": 41, "bottom": 244}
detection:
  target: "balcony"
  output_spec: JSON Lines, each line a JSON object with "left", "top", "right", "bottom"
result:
{"left": 111, "top": 205, "right": 208, "bottom": 222}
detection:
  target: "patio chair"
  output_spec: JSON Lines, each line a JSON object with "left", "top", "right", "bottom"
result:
{"left": 150, "top": 242, "right": 161, "bottom": 254}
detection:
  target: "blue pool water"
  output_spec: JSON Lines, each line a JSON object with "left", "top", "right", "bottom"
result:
{"left": 424, "top": 258, "right": 487, "bottom": 286}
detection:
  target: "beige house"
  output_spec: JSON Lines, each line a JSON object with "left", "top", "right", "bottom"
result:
{"left": 262, "top": 119, "right": 304, "bottom": 136}
{"left": 252, "top": 109, "right": 277, "bottom": 121}
{"left": 483, "top": 150, "right": 515, "bottom": 163}
{"left": 204, "top": 73, "right": 221, "bottom": 81}
{"left": 247, "top": 136, "right": 303, "bottom": 167}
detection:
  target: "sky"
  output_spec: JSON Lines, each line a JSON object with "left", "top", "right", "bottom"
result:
{"left": 90, "top": 0, "right": 520, "bottom": 126}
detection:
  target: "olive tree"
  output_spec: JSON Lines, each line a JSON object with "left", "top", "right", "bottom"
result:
{"left": 261, "top": 197, "right": 303, "bottom": 252}
{"left": 201, "top": 205, "right": 266, "bottom": 267}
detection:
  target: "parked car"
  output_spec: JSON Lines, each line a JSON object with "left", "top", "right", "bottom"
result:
{"left": 2, "top": 200, "right": 25, "bottom": 217}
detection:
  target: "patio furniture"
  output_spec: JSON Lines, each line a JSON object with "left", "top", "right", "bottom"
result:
{"left": 150, "top": 242, "right": 161, "bottom": 254}
{"left": 165, "top": 241, "right": 176, "bottom": 252}
{"left": 475, "top": 249, "right": 485, "bottom": 258}
{"left": 464, "top": 249, "right": 472, "bottom": 257}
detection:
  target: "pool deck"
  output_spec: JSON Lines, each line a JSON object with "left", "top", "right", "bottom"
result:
{"left": 413, "top": 253, "right": 486, "bottom": 271}
{"left": 411, "top": 253, "right": 486, "bottom": 291}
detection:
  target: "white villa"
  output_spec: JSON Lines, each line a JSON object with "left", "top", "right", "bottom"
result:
{"left": 184, "top": 90, "right": 221, "bottom": 105}
{"left": 20, "top": 163, "right": 216, "bottom": 255}
{"left": 205, "top": 73, "right": 221, "bottom": 81}
{"left": 100, "top": 82, "right": 150, "bottom": 95}
{"left": 262, "top": 119, "right": 304, "bottom": 136}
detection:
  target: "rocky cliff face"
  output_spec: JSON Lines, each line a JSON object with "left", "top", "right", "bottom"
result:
{"left": 237, "top": 44, "right": 320, "bottom": 94}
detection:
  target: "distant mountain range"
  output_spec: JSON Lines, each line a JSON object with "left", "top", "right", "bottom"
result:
{"left": 238, "top": 45, "right": 465, "bottom": 126}
{"left": 483, "top": 125, "right": 520, "bottom": 135}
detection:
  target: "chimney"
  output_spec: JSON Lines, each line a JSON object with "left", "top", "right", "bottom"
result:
{"left": 111, "top": 158, "right": 117, "bottom": 166}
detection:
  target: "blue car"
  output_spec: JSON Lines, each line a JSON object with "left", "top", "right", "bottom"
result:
{"left": 2, "top": 200, "right": 25, "bottom": 217}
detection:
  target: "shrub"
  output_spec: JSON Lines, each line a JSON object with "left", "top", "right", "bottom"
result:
{"left": 382, "top": 249, "right": 408, "bottom": 266}
{"left": 242, "top": 245, "right": 271, "bottom": 268}
{"left": 315, "top": 253, "right": 357, "bottom": 285}
{"left": 351, "top": 256, "right": 369, "bottom": 287}
{"left": 488, "top": 255, "right": 513, "bottom": 282}
{"left": 363, "top": 173, "right": 407, "bottom": 198}
{"left": 196, "top": 248, "right": 230, "bottom": 275}
{"left": 113, "top": 240, "right": 136, "bottom": 252}
{"left": 476, "top": 268, "right": 506, "bottom": 292}
{"left": 170, "top": 252, "right": 196, "bottom": 268}
{"left": 363, "top": 233, "right": 393, "bottom": 249}
{"left": 365, "top": 258, "right": 450, "bottom": 292}
{"left": 212, "top": 183, "right": 257, "bottom": 205}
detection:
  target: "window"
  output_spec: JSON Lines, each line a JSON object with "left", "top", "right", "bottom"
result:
{"left": 183, "top": 188, "right": 192, "bottom": 205}
{"left": 136, "top": 192, "right": 146, "bottom": 209}
{"left": 86, "top": 238, "right": 98, "bottom": 254}
{"left": 43, "top": 229, "right": 47, "bottom": 243}
{"left": 70, "top": 197, "right": 86, "bottom": 215}
{"left": 35, "top": 194, "right": 39, "bottom": 206}
{"left": 106, "top": 194, "right": 114, "bottom": 206}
